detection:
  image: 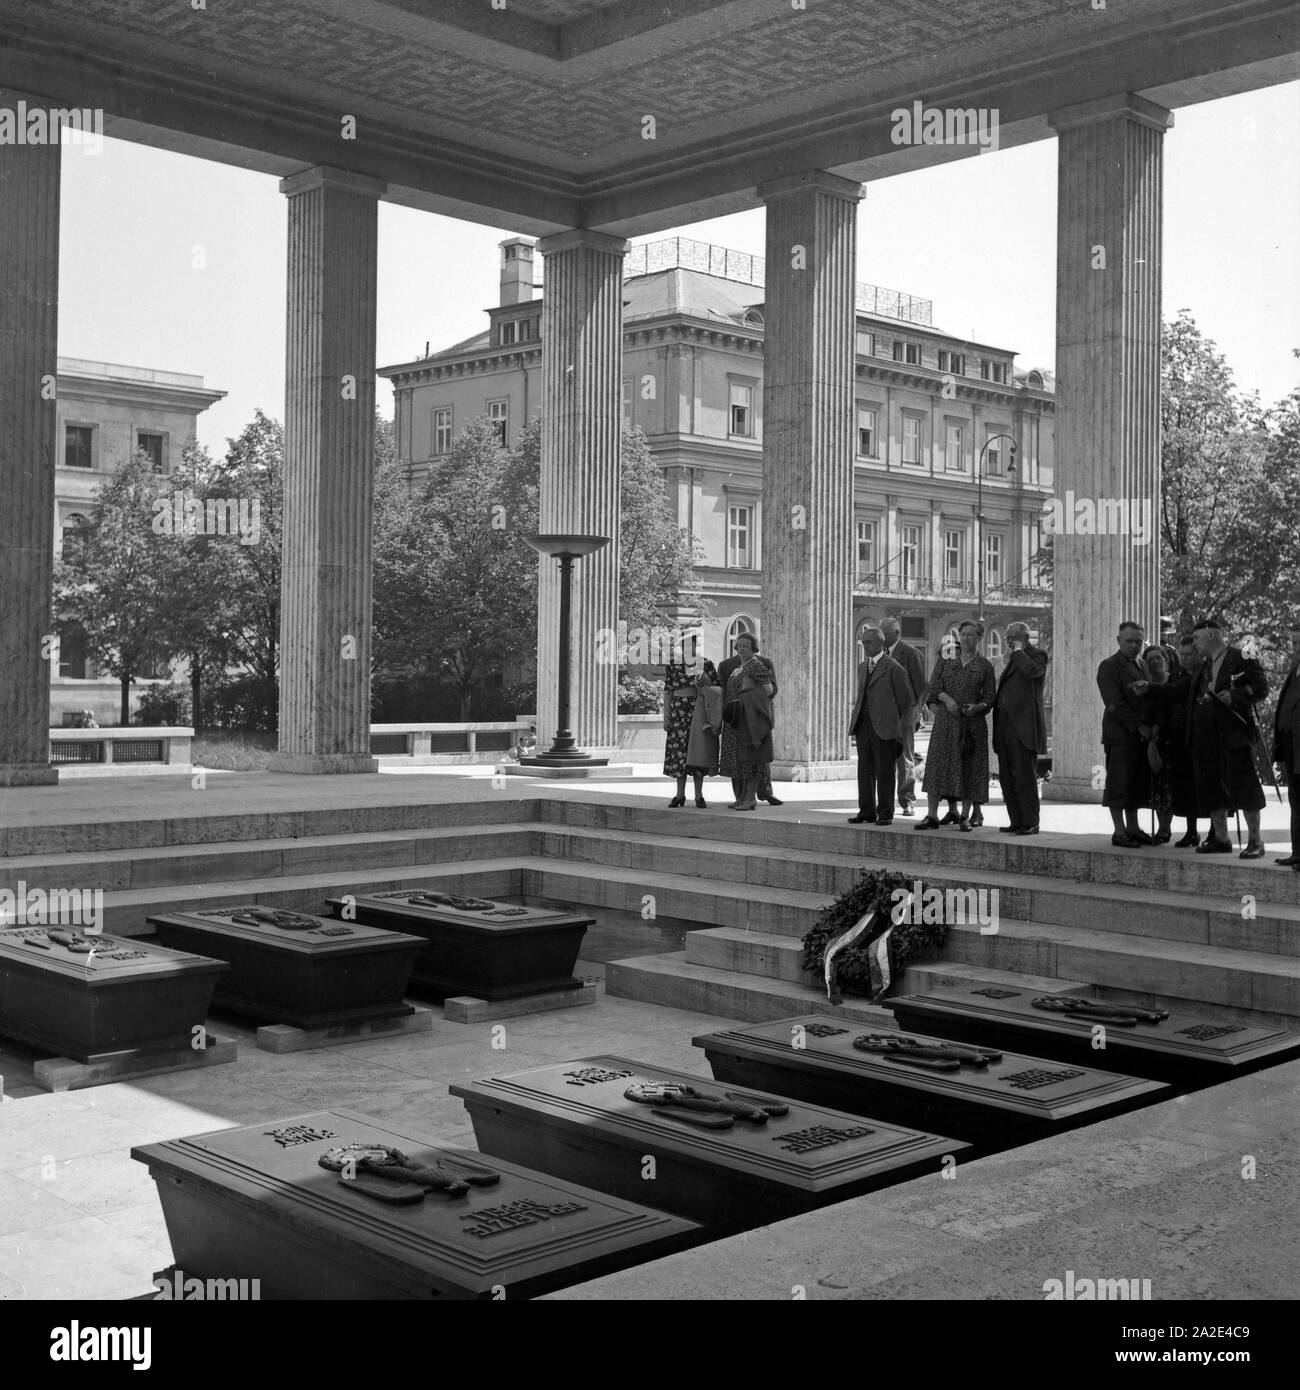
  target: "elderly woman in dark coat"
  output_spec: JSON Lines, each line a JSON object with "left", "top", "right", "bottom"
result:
{"left": 729, "top": 652, "right": 776, "bottom": 811}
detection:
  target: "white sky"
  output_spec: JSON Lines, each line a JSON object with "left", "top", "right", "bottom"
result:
{"left": 55, "top": 82, "right": 1299, "bottom": 452}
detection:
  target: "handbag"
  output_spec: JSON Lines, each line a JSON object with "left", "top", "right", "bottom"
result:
{"left": 722, "top": 700, "right": 743, "bottom": 730}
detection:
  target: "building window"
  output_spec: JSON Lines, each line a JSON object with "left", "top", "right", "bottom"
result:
{"left": 137, "top": 432, "right": 165, "bottom": 472}
{"left": 984, "top": 532, "right": 1004, "bottom": 586}
{"left": 1027, "top": 516, "right": 1045, "bottom": 583}
{"left": 621, "top": 377, "right": 632, "bottom": 427}
{"left": 893, "top": 341, "right": 920, "bottom": 366}
{"left": 64, "top": 425, "right": 94, "bottom": 470}
{"left": 938, "top": 350, "right": 964, "bottom": 375}
{"left": 902, "top": 414, "right": 922, "bottom": 465}
{"left": 945, "top": 422, "right": 964, "bottom": 472}
{"left": 856, "top": 518, "right": 877, "bottom": 576}
{"left": 729, "top": 380, "right": 755, "bottom": 437}
{"left": 1024, "top": 416, "right": 1040, "bottom": 484}
{"left": 487, "top": 399, "right": 509, "bottom": 446}
{"left": 499, "top": 320, "right": 517, "bottom": 346}
{"left": 61, "top": 512, "right": 91, "bottom": 561}
{"left": 856, "top": 328, "right": 875, "bottom": 358}
{"left": 727, "top": 503, "right": 755, "bottom": 569}
{"left": 725, "top": 614, "right": 759, "bottom": 654}
{"left": 57, "top": 620, "right": 89, "bottom": 680}
{"left": 900, "top": 524, "right": 922, "bottom": 588}
{"left": 980, "top": 359, "right": 1007, "bottom": 384}
{"left": 433, "top": 408, "right": 453, "bottom": 455}
{"left": 944, "top": 528, "right": 965, "bottom": 585}
{"left": 856, "top": 406, "right": 877, "bottom": 458}
{"left": 986, "top": 628, "right": 1005, "bottom": 662}
{"left": 984, "top": 426, "right": 1004, "bottom": 475}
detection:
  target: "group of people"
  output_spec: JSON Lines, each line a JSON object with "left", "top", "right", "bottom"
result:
{"left": 661, "top": 613, "right": 1300, "bottom": 867}
{"left": 662, "top": 631, "right": 783, "bottom": 812}
{"left": 1098, "top": 617, "right": 1300, "bottom": 865}
{"left": 848, "top": 617, "right": 1048, "bottom": 834}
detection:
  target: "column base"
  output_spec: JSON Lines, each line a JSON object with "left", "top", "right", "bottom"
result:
{"left": 1041, "top": 775, "right": 1104, "bottom": 804}
{"left": 0, "top": 764, "right": 59, "bottom": 787}
{"left": 501, "top": 763, "right": 635, "bottom": 780}
{"left": 267, "top": 753, "right": 378, "bottom": 775}
{"left": 770, "top": 759, "right": 855, "bottom": 784}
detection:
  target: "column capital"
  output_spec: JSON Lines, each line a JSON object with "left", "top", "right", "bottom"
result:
{"left": 757, "top": 169, "right": 864, "bottom": 205}
{"left": 279, "top": 165, "right": 387, "bottom": 199}
{"left": 1048, "top": 93, "right": 1173, "bottom": 136}
{"left": 536, "top": 227, "right": 629, "bottom": 258}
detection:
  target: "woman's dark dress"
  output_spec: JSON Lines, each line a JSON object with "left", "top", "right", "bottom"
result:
{"left": 923, "top": 654, "right": 996, "bottom": 802}
{"left": 662, "top": 661, "right": 694, "bottom": 777}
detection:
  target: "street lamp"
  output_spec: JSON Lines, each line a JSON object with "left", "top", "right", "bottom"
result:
{"left": 977, "top": 434, "right": 1018, "bottom": 622}
{"left": 522, "top": 533, "right": 611, "bottom": 766}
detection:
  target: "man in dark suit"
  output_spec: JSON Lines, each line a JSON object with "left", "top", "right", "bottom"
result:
{"left": 1098, "top": 621, "right": 1155, "bottom": 847}
{"left": 1190, "top": 618, "right": 1268, "bottom": 858}
{"left": 881, "top": 616, "right": 925, "bottom": 816}
{"left": 993, "top": 620, "right": 1048, "bottom": 834}
{"left": 847, "top": 626, "right": 914, "bottom": 826}
{"left": 1274, "top": 620, "right": 1300, "bottom": 869}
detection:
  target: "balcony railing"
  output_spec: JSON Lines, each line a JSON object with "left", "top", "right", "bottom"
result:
{"left": 854, "top": 573, "right": 1051, "bottom": 604}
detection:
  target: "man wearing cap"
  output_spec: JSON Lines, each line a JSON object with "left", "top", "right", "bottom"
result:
{"left": 1273, "top": 622, "right": 1300, "bottom": 869}
{"left": 1190, "top": 619, "right": 1268, "bottom": 858}
{"left": 993, "top": 621, "right": 1049, "bottom": 834}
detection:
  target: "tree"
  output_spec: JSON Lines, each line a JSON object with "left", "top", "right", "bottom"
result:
{"left": 53, "top": 452, "right": 176, "bottom": 724}
{"left": 372, "top": 416, "right": 538, "bottom": 719}
{"left": 1159, "top": 311, "right": 1278, "bottom": 630}
{"left": 616, "top": 426, "right": 710, "bottom": 636}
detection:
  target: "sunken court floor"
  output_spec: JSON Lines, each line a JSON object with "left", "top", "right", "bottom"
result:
{"left": 0, "top": 767, "right": 1297, "bottom": 1300}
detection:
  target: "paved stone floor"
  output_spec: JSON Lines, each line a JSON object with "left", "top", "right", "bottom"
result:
{"left": 1, "top": 761, "right": 1294, "bottom": 845}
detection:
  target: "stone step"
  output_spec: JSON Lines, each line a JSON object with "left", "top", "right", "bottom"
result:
{"left": 536, "top": 825, "right": 1300, "bottom": 953}
{"left": 0, "top": 796, "right": 533, "bottom": 858}
{"left": 0, "top": 824, "right": 532, "bottom": 893}
{"left": 541, "top": 801, "right": 1300, "bottom": 906}
{"left": 602, "top": 951, "right": 899, "bottom": 1029}
{"left": 97, "top": 859, "right": 526, "bottom": 936}
{"left": 936, "top": 916, "right": 1300, "bottom": 1022}
{"left": 619, "top": 927, "right": 1297, "bottom": 1030}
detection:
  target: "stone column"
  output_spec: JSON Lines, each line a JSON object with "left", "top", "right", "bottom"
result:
{"left": 534, "top": 229, "right": 627, "bottom": 754}
{"left": 270, "top": 167, "right": 384, "bottom": 775}
{"left": 0, "top": 134, "right": 59, "bottom": 786}
{"left": 759, "top": 171, "right": 862, "bottom": 780}
{"left": 1046, "top": 95, "right": 1170, "bottom": 801}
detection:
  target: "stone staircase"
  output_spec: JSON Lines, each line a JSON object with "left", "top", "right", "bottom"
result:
{"left": 2, "top": 795, "right": 1297, "bottom": 1031}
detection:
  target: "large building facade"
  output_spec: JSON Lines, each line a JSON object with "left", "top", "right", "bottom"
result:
{"left": 52, "top": 357, "right": 226, "bottom": 722}
{"left": 380, "top": 236, "right": 1054, "bottom": 682}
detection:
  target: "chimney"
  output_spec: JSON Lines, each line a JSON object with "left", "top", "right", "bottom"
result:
{"left": 499, "top": 237, "right": 536, "bottom": 306}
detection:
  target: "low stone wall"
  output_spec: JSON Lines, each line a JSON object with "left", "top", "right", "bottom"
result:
{"left": 48, "top": 726, "right": 193, "bottom": 778}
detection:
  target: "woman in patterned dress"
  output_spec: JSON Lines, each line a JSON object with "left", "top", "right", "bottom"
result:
{"left": 662, "top": 656, "right": 696, "bottom": 806}
{"left": 916, "top": 620, "right": 996, "bottom": 831}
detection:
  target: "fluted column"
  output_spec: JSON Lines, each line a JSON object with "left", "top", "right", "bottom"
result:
{"left": 759, "top": 171, "right": 862, "bottom": 780}
{"left": 535, "top": 229, "right": 627, "bottom": 754}
{"left": 0, "top": 134, "right": 59, "bottom": 785}
{"left": 1046, "top": 95, "right": 1170, "bottom": 801}
{"left": 271, "top": 166, "right": 384, "bottom": 774}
